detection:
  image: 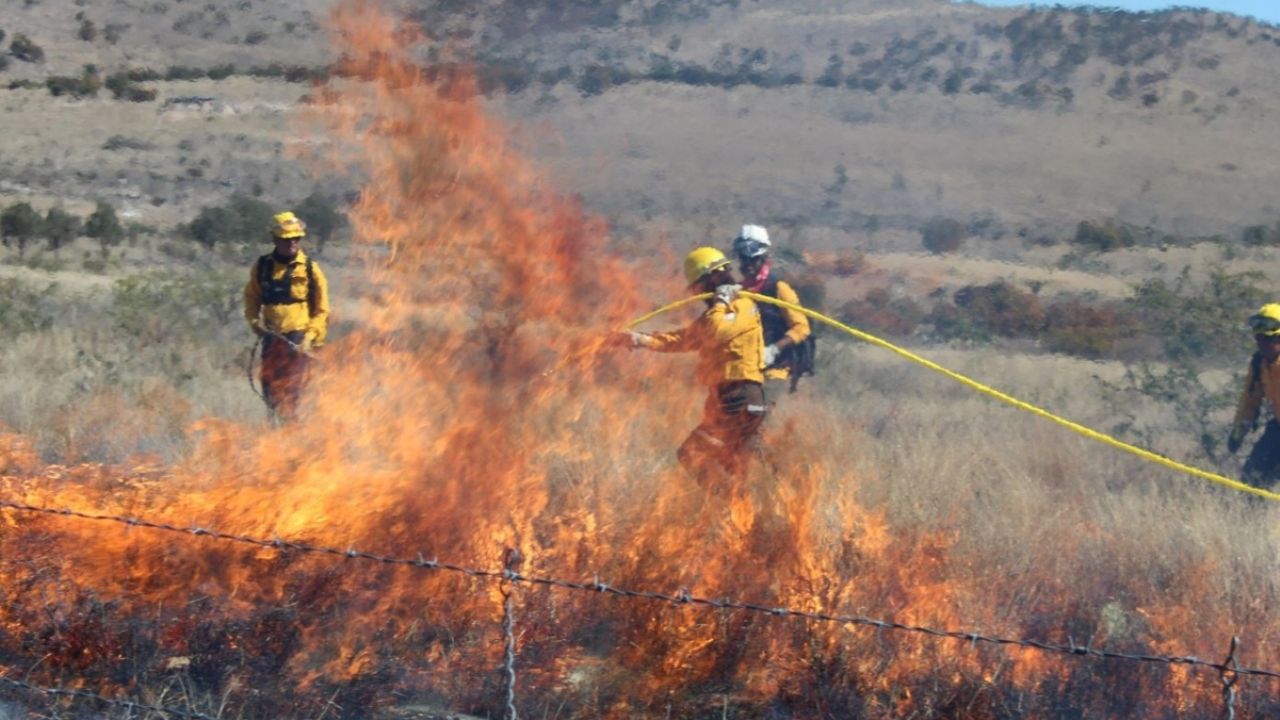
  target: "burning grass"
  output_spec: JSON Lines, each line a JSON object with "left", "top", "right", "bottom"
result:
{"left": 2, "top": 2, "right": 1280, "bottom": 718}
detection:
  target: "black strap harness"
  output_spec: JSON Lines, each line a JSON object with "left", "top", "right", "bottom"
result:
{"left": 257, "top": 253, "right": 317, "bottom": 310}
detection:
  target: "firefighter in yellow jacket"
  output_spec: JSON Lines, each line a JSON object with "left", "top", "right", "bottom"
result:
{"left": 733, "top": 224, "right": 812, "bottom": 397}
{"left": 245, "top": 211, "right": 330, "bottom": 421}
{"left": 616, "top": 247, "right": 766, "bottom": 485}
{"left": 1227, "top": 303, "right": 1280, "bottom": 489}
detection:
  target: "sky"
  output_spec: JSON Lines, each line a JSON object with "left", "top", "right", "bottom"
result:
{"left": 968, "top": 1, "right": 1280, "bottom": 24}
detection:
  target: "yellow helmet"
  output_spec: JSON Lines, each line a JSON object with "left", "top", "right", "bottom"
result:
{"left": 1248, "top": 303, "right": 1280, "bottom": 337}
{"left": 683, "top": 247, "right": 731, "bottom": 287}
{"left": 271, "top": 211, "right": 307, "bottom": 240}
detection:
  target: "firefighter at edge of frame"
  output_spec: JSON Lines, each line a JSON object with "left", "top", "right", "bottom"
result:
{"left": 612, "top": 247, "right": 767, "bottom": 488}
{"left": 733, "top": 223, "right": 813, "bottom": 401}
{"left": 1227, "top": 303, "right": 1280, "bottom": 490}
{"left": 244, "top": 211, "right": 330, "bottom": 422}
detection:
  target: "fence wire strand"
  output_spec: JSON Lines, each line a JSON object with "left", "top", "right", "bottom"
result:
{"left": 3, "top": 498, "right": 1280, "bottom": 688}
{"left": 0, "top": 674, "right": 218, "bottom": 720}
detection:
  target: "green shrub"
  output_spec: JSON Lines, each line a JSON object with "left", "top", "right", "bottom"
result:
{"left": 921, "top": 217, "right": 967, "bottom": 254}
{"left": 8, "top": 33, "right": 44, "bottom": 63}
{"left": 1127, "top": 266, "right": 1263, "bottom": 363}
{"left": 0, "top": 277, "right": 58, "bottom": 335}
{"left": 85, "top": 201, "right": 124, "bottom": 249}
{"left": 1, "top": 202, "right": 42, "bottom": 256}
{"left": 1073, "top": 219, "right": 1134, "bottom": 252}
{"left": 43, "top": 207, "right": 81, "bottom": 251}
{"left": 186, "top": 195, "right": 275, "bottom": 249}
{"left": 294, "top": 192, "right": 347, "bottom": 251}
{"left": 165, "top": 65, "right": 206, "bottom": 81}
{"left": 45, "top": 66, "right": 100, "bottom": 98}
{"left": 78, "top": 18, "right": 97, "bottom": 42}
{"left": 102, "top": 135, "right": 153, "bottom": 151}
{"left": 1241, "top": 223, "right": 1280, "bottom": 246}
{"left": 110, "top": 269, "right": 243, "bottom": 347}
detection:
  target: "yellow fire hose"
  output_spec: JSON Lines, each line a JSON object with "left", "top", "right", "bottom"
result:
{"left": 628, "top": 291, "right": 1280, "bottom": 503}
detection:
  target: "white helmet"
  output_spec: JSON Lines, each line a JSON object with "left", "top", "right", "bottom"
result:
{"left": 733, "top": 224, "right": 771, "bottom": 259}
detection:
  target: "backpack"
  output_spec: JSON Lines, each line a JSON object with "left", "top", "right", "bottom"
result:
{"left": 756, "top": 275, "right": 817, "bottom": 391}
{"left": 257, "top": 254, "right": 317, "bottom": 311}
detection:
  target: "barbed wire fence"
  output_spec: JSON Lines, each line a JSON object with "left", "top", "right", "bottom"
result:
{"left": 1, "top": 498, "right": 1276, "bottom": 719}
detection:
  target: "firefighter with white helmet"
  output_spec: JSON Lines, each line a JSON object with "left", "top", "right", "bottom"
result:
{"left": 733, "top": 224, "right": 813, "bottom": 397}
{"left": 1227, "top": 303, "right": 1280, "bottom": 488}
{"left": 615, "top": 247, "right": 767, "bottom": 485}
{"left": 244, "top": 211, "right": 330, "bottom": 421}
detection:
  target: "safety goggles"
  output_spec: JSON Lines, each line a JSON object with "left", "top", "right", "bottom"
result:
{"left": 1248, "top": 314, "right": 1280, "bottom": 335}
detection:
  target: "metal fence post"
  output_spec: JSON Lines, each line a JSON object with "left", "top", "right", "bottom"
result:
{"left": 1221, "top": 635, "right": 1239, "bottom": 720}
{"left": 500, "top": 547, "right": 523, "bottom": 720}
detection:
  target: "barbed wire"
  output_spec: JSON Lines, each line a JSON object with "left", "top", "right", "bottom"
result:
{"left": 3, "top": 498, "right": 1280, "bottom": 685}
{"left": 0, "top": 675, "right": 218, "bottom": 720}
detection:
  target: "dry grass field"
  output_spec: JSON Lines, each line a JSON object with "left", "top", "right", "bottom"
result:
{"left": 3, "top": 0, "right": 1280, "bottom": 718}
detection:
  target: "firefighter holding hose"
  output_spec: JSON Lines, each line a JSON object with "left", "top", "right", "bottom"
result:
{"left": 614, "top": 247, "right": 767, "bottom": 486}
{"left": 244, "top": 211, "right": 330, "bottom": 422}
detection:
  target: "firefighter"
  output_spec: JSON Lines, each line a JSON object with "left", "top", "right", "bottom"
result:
{"left": 244, "top": 211, "right": 330, "bottom": 421}
{"left": 733, "top": 224, "right": 812, "bottom": 398}
{"left": 1227, "top": 303, "right": 1280, "bottom": 489}
{"left": 616, "top": 247, "right": 767, "bottom": 486}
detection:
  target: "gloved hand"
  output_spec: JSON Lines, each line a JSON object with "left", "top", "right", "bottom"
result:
{"left": 762, "top": 343, "right": 780, "bottom": 367}
{"left": 610, "top": 330, "right": 653, "bottom": 350}
{"left": 1227, "top": 425, "right": 1248, "bottom": 454}
{"left": 249, "top": 319, "right": 267, "bottom": 337}
{"left": 713, "top": 283, "right": 742, "bottom": 306}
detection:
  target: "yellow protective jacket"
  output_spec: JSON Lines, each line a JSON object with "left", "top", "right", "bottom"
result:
{"left": 645, "top": 296, "right": 765, "bottom": 387}
{"left": 244, "top": 250, "right": 329, "bottom": 346}
{"left": 1233, "top": 352, "right": 1280, "bottom": 431}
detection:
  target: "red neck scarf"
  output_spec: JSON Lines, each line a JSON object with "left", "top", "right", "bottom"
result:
{"left": 742, "top": 259, "right": 772, "bottom": 292}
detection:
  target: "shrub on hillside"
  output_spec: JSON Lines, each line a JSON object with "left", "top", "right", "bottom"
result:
{"left": 186, "top": 196, "right": 275, "bottom": 249}
{"left": 165, "top": 65, "right": 206, "bottom": 81}
{"left": 930, "top": 281, "right": 1045, "bottom": 341}
{"left": 1128, "top": 266, "right": 1263, "bottom": 363}
{"left": 1042, "top": 299, "right": 1135, "bottom": 358}
{"left": 1, "top": 202, "right": 43, "bottom": 256}
{"left": 8, "top": 33, "right": 44, "bottom": 63}
{"left": 921, "top": 217, "right": 967, "bottom": 254}
{"left": 78, "top": 18, "right": 97, "bottom": 42}
{"left": 294, "top": 192, "right": 347, "bottom": 252}
{"left": 43, "top": 207, "right": 81, "bottom": 252}
{"left": 1073, "top": 220, "right": 1134, "bottom": 252}
{"left": 831, "top": 250, "right": 866, "bottom": 278}
{"left": 837, "top": 287, "right": 924, "bottom": 337}
{"left": 110, "top": 269, "right": 244, "bottom": 348}
{"left": 1241, "top": 223, "right": 1280, "bottom": 246}
{"left": 0, "top": 277, "right": 58, "bottom": 336}
{"left": 45, "top": 66, "right": 101, "bottom": 98}
{"left": 787, "top": 271, "right": 827, "bottom": 315}
{"left": 85, "top": 202, "right": 124, "bottom": 249}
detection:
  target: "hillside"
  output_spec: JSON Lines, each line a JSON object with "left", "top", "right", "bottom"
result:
{"left": 2, "top": 0, "right": 1279, "bottom": 240}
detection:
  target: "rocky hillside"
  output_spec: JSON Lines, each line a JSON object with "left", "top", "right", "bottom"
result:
{"left": 0, "top": 0, "right": 1278, "bottom": 242}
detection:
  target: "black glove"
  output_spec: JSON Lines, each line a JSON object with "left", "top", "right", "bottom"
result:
{"left": 1227, "top": 425, "right": 1247, "bottom": 454}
